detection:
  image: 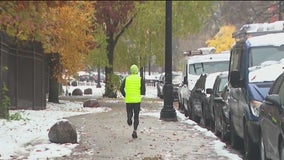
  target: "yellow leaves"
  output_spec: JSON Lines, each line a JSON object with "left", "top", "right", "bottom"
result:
{"left": 206, "top": 25, "right": 236, "bottom": 53}
{"left": 39, "top": 1, "right": 95, "bottom": 79}
{"left": 0, "top": 1, "right": 95, "bottom": 81}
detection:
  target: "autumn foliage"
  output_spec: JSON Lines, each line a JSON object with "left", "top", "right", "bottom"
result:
{"left": 39, "top": 2, "right": 95, "bottom": 81}
{"left": 206, "top": 25, "right": 236, "bottom": 53}
{"left": 0, "top": 1, "right": 95, "bottom": 81}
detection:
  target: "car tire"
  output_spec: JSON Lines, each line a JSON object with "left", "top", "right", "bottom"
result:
{"left": 201, "top": 106, "right": 210, "bottom": 127}
{"left": 260, "top": 132, "right": 267, "bottom": 160}
{"left": 230, "top": 116, "right": 242, "bottom": 149}
{"left": 214, "top": 119, "right": 220, "bottom": 137}
{"left": 244, "top": 122, "right": 259, "bottom": 160}
{"left": 192, "top": 107, "right": 201, "bottom": 123}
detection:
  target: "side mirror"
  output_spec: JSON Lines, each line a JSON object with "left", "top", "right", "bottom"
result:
{"left": 206, "top": 88, "right": 213, "bottom": 94}
{"left": 229, "top": 71, "right": 245, "bottom": 88}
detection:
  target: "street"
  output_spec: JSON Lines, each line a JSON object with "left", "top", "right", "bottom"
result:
{"left": 59, "top": 98, "right": 243, "bottom": 160}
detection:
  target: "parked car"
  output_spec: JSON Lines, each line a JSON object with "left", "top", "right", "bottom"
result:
{"left": 187, "top": 74, "right": 206, "bottom": 122}
{"left": 259, "top": 72, "right": 284, "bottom": 160}
{"left": 172, "top": 72, "right": 183, "bottom": 101}
{"left": 179, "top": 50, "right": 230, "bottom": 118}
{"left": 157, "top": 73, "right": 165, "bottom": 98}
{"left": 207, "top": 72, "right": 230, "bottom": 141}
{"left": 228, "top": 21, "right": 284, "bottom": 160}
{"left": 189, "top": 72, "right": 223, "bottom": 127}
{"left": 157, "top": 72, "right": 182, "bottom": 100}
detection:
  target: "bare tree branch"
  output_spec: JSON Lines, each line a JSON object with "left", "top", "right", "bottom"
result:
{"left": 114, "top": 13, "right": 136, "bottom": 46}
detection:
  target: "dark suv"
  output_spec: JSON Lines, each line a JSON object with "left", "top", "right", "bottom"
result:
{"left": 207, "top": 72, "right": 230, "bottom": 141}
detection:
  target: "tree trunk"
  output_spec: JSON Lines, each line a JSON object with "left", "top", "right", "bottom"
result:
{"left": 104, "top": 36, "right": 117, "bottom": 98}
{"left": 48, "top": 76, "right": 59, "bottom": 103}
{"left": 47, "top": 53, "right": 60, "bottom": 103}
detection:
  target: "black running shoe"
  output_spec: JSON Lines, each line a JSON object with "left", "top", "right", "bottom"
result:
{"left": 127, "top": 119, "right": 132, "bottom": 126}
{"left": 132, "top": 131, "right": 137, "bottom": 139}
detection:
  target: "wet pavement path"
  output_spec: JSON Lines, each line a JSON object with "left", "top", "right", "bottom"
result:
{"left": 60, "top": 98, "right": 243, "bottom": 160}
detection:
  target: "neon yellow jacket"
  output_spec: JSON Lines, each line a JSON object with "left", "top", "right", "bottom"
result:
{"left": 124, "top": 74, "right": 141, "bottom": 103}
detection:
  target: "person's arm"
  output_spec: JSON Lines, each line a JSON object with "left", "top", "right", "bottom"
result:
{"left": 141, "top": 78, "right": 146, "bottom": 95}
{"left": 120, "top": 78, "right": 126, "bottom": 97}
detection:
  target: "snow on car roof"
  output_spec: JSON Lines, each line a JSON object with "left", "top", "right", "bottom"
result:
{"left": 247, "top": 32, "right": 284, "bottom": 47}
{"left": 186, "top": 53, "right": 230, "bottom": 64}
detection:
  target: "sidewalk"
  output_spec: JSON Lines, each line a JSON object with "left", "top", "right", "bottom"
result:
{"left": 61, "top": 98, "right": 242, "bottom": 160}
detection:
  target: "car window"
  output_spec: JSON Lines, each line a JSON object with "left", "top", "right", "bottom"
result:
{"left": 218, "top": 77, "right": 228, "bottom": 92}
{"left": 270, "top": 74, "right": 284, "bottom": 94}
{"left": 189, "top": 61, "right": 229, "bottom": 75}
{"left": 249, "top": 46, "right": 284, "bottom": 67}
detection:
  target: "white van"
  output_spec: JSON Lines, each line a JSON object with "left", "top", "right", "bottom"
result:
{"left": 178, "top": 50, "right": 230, "bottom": 117}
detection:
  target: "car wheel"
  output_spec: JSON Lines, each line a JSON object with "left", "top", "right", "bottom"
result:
{"left": 200, "top": 104, "right": 210, "bottom": 127}
{"left": 230, "top": 116, "right": 242, "bottom": 149}
{"left": 260, "top": 132, "right": 267, "bottom": 160}
{"left": 192, "top": 107, "right": 201, "bottom": 123}
{"left": 214, "top": 119, "right": 220, "bottom": 137}
{"left": 244, "top": 122, "right": 259, "bottom": 160}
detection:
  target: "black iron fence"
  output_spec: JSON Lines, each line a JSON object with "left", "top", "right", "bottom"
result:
{"left": 0, "top": 32, "right": 47, "bottom": 110}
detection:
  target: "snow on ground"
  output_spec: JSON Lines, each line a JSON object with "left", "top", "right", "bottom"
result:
{"left": 0, "top": 99, "right": 111, "bottom": 159}
{"left": 0, "top": 80, "right": 241, "bottom": 160}
{"left": 141, "top": 110, "right": 242, "bottom": 160}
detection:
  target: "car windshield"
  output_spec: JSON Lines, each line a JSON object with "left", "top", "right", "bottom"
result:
{"left": 248, "top": 46, "right": 284, "bottom": 83}
{"left": 249, "top": 46, "right": 284, "bottom": 69}
{"left": 188, "top": 61, "right": 229, "bottom": 75}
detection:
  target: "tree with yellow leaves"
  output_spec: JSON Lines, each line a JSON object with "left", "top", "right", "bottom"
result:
{"left": 0, "top": 1, "right": 95, "bottom": 103}
{"left": 206, "top": 25, "right": 236, "bottom": 53}
{"left": 40, "top": 2, "right": 94, "bottom": 102}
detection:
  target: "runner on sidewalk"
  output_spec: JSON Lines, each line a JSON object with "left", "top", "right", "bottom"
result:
{"left": 120, "top": 64, "right": 146, "bottom": 138}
